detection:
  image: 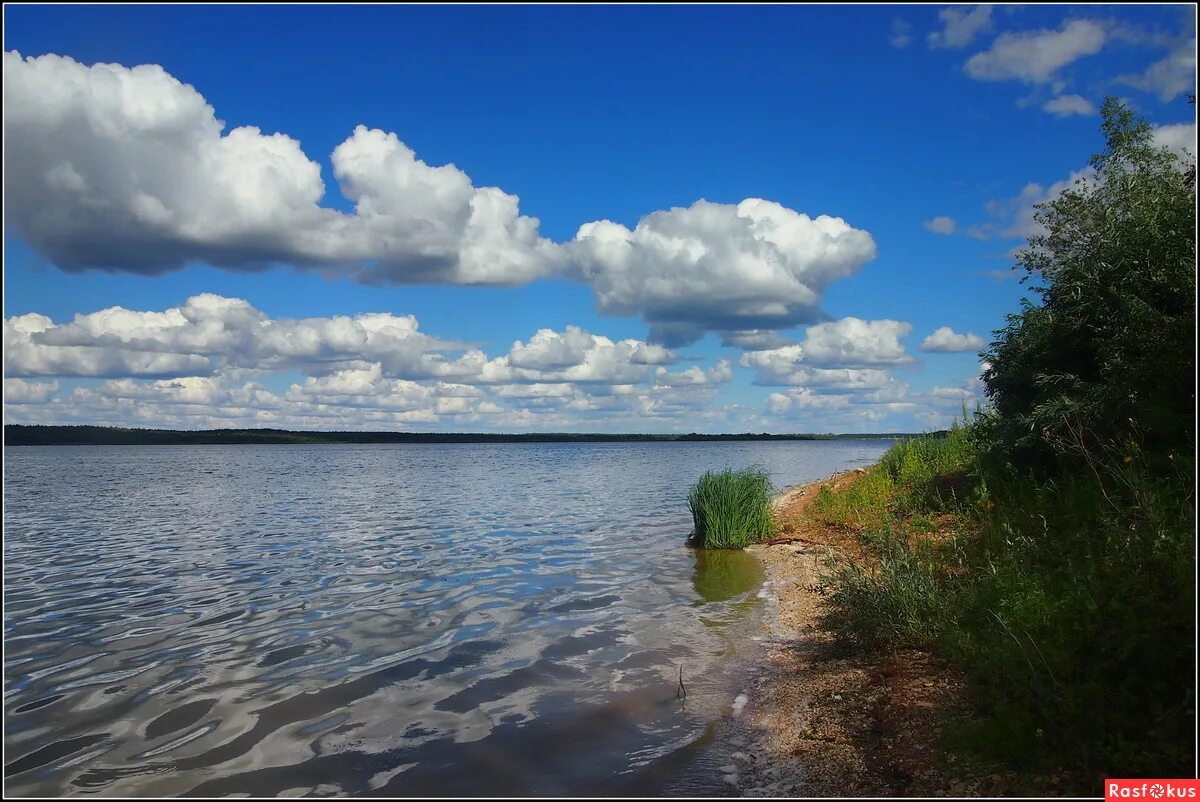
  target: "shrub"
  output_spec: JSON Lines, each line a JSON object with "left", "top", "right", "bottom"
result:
{"left": 687, "top": 467, "right": 775, "bottom": 549}
{"left": 818, "top": 530, "right": 957, "bottom": 651}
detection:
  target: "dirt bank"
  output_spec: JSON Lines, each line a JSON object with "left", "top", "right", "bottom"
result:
{"left": 729, "top": 471, "right": 1015, "bottom": 797}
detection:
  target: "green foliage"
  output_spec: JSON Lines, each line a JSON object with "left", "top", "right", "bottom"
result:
{"left": 818, "top": 530, "right": 958, "bottom": 651}
{"left": 815, "top": 102, "right": 1195, "bottom": 779}
{"left": 980, "top": 98, "right": 1196, "bottom": 474}
{"left": 819, "top": 432, "right": 1195, "bottom": 776}
{"left": 809, "top": 466, "right": 894, "bottom": 529}
{"left": 687, "top": 467, "right": 776, "bottom": 549}
{"left": 878, "top": 421, "right": 978, "bottom": 513}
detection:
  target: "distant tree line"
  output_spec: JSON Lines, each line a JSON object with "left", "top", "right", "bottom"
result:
{"left": 3, "top": 425, "right": 927, "bottom": 446}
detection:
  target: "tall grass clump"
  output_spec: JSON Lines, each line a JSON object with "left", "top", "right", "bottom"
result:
{"left": 879, "top": 421, "right": 977, "bottom": 513}
{"left": 687, "top": 467, "right": 775, "bottom": 549}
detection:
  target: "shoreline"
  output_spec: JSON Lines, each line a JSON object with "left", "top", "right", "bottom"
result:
{"left": 724, "top": 470, "right": 990, "bottom": 797}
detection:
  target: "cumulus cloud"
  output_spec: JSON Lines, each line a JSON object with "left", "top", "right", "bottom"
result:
{"left": 766, "top": 388, "right": 851, "bottom": 413}
{"left": 738, "top": 317, "right": 913, "bottom": 379}
{"left": 890, "top": 19, "right": 913, "bottom": 49}
{"left": 568, "top": 199, "right": 877, "bottom": 346}
{"left": 924, "top": 216, "right": 957, "bottom": 234}
{"left": 4, "top": 293, "right": 484, "bottom": 380}
{"left": 4, "top": 294, "right": 759, "bottom": 431}
{"left": 653, "top": 359, "right": 733, "bottom": 388}
{"left": 2, "top": 51, "right": 560, "bottom": 285}
{"left": 927, "top": 5, "right": 993, "bottom": 49}
{"left": 1042, "top": 94, "right": 1096, "bottom": 117}
{"left": 965, "top": 20, "right": 1106, "bottom": 84}
{"left": 920, "top": 326, "right": 986, "bottom": 353}
{"left": 4, "top": 51, "right": 878, "bottom": 343}
{"left": 480, "top": 327, "right": 680, "bottom": 384}
{"left": 4, "top": 378, "right": 59, "bottom": 404}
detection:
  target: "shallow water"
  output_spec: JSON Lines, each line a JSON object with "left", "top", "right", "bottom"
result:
{"left": 3, "top": 440, "right": 891, "bottom": 796}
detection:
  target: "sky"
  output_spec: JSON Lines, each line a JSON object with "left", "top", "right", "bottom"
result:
{"left": 3, "top": 3, "right": 1196, "bottom": 433}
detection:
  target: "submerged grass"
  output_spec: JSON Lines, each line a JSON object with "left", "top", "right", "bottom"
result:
{"left": 687, "top": 467, "right": 775, "bottom": 549}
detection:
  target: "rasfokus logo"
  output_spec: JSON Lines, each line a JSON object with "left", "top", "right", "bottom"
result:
{"left": 1107, "top": 780, "right": 1200, "bottom": 800}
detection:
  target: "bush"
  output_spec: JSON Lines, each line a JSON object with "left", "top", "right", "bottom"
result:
{"left": 687, "top": 467, "right": 775, "bottom": 549}
{"left": 819, "top": 530, "right": 958, "bottom": 651}
{"left": 980, "top": 98, "right": 1196, "bottom": 475}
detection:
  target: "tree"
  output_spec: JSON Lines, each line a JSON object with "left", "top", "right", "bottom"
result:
{"left": 979, "top": 98, "right": 1196, "bottom": 473}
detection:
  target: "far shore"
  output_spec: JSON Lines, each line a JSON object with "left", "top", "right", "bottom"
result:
{"left": 4, "top": 424, "right": 922, "bottom": 447}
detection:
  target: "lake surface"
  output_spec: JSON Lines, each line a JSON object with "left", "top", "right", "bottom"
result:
{"left": 4, "top": 440, "right": 892, "bottom": 797}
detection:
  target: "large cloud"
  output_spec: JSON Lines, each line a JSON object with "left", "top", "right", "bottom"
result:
{"left": 5, "top": 51, "right": 877, "bottom": 342}
{"left": 3, "top": 51, "right": 559, "bottom": 285}
{"left": 4, "top": 295, "right": 751, "bottom": 434}
{"left": 737, "top": 317, "right": 913, "bottom": 382}
{"left": 3, "top": 293, "right": 483, "bottom": 380}
{"left": 567, "top": 199, "right": 877, "bottom": 346}
{"left": 4, "top": 378, "right": 60, "bottom": 404}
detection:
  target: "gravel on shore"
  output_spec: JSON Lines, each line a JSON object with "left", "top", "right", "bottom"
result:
{"left": 726, "top": 472, "right": 1008, "bottom": 798}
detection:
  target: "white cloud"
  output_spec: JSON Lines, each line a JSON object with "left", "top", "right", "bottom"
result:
{"left": 482, "top": 327, "right": 680, "bottom": 384}
{"left": 5, "top": 311, "right": 213, "bottom": 378}
{"left": 719, "top": 330, "right": 795, "bottom": 351}
{"left": 965, "top": 20, "right": 1106, "bottom": 84}
{"left": 1152, "top": 122, "right": 1197, "bottom": 159}
{"left": 738, "top": 317, "right": 913, "bottom": 396}
{"left": 2, "top": 51, "right": 560, "bottom": 286}
{"left": 928, "top": 5, "right": 993, "bottom": 49}
{"left": 567, "top": 199, "right": 877, "bottom": 346}
{"left": 4, "top": 293, "right": 483, "bottom": 380}
{"left": 1042, "top": 94, "right": 1096, "bottom": 117}
{"left": 767, "top": 388, "right": 851, "bottom": 413}
{"left": 4, "top": 378, "right": 59, "bottom": 404}
{"left": 920, "top": 326, "right": 986, "bottom": 353}
{"left": 4, "top": 51, "right": 878, "bottom": 344}
{"left": 924, "top": 216, "right": 957, "bottom": 234}
{"left": 1116, "top": 37, "right": 1197, "bottom": 102}
{"left": 653, "top": 359, "right": 733, "bottom": 388}
{"left": 890, "top": 19, "right": 913, "bottom": 49}
{"left": 5, "top": 294, "right": 764, "bottom": 432}
{"left": 972, "top": 121, "right": 1195, "bottom": 241}
{"left": 800, "top": 318, "right": 913, "bottom": 366}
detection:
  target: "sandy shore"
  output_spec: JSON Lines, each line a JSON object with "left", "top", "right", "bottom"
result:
{"left": 726, "top": 471, "right": 1005, "bottom": 798}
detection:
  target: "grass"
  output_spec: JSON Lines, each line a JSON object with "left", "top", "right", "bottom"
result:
{"left": 811, "top": 422, "right": 1195, "bottom": 782}
{"left": 687, "top": 467, "right": 776, "bottom": 549}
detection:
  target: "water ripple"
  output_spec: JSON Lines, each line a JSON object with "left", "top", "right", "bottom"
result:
{"left": 4, "top": 440, "right": 891, "bottom": 796}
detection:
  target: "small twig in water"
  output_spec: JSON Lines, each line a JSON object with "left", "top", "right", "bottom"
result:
{"left": 676, "top": 664, "right": 687, "bottom": 699}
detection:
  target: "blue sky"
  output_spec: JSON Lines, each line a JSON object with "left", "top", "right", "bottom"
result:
{"left": 3, "top": 4, "right": 1196, "bottom": 432}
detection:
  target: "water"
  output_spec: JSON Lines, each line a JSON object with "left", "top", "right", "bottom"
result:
{"left": 3, "top": 440, "right": 892, "bottom": 797}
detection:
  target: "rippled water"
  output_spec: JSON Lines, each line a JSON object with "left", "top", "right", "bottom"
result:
{"left": 4, "top": 440, "right": 891, "bottom": 797}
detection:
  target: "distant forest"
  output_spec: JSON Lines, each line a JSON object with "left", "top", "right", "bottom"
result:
{"left": 4, "top": 425, "right": 923, "bottom": 446}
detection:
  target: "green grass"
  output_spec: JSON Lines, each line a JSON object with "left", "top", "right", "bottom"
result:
{"left": 687, "top": 467, "right": 776, "bottom": 549}
{"left": 815, "top": 424, "right": 1195, "bottom": 781}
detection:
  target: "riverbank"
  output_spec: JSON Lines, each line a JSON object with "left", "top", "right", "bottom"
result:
{"left": 729, "top": 470, "right": 1064, "bottom": 797}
